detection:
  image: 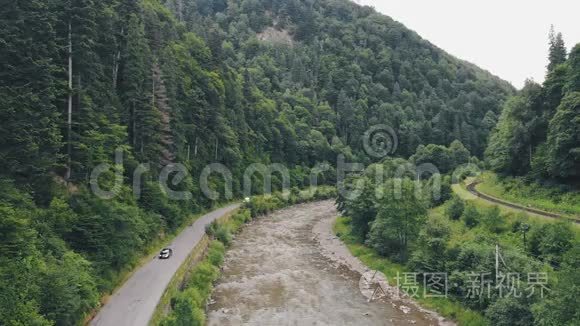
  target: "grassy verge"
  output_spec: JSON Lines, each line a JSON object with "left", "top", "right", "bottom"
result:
{"left": 446, "top": 182, "right": 580, "bottom": 250}
{"left": 333, "top": 217, "right": 487, "bottom": 326}
{"left": 453, "top": 179, "right": 580, "bottom": 228}
{"left": 149, "top": 206, "right": 239, "bottom": 325}
{"left": 476, "top": 172, "right": 580, "bottom": 216}
{"left": 153, "top": 208, "right": 247, "bottom": 326}
{"left": 453, "top": 182, "right": 540, "bottom": 219}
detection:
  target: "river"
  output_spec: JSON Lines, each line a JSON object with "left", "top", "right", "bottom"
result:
{"left": 207, "top": 200, "right": 448, "bottom": 326}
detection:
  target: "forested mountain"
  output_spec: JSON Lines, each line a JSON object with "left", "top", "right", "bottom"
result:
{"left": 0, "top": 0, "right": 514, "bottom": 324}
{"left": 486, "top": 29, "right": 580, "bottom": 183}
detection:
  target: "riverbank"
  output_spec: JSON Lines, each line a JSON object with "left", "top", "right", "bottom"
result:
{"left": 313, "top": 207, "right": 456, "bottom": 326}
{"left": 207, "top": 200, "right": 441, "bottom": 325}
{"left": 330, "top": 216, "right": 488, "bottom": 326}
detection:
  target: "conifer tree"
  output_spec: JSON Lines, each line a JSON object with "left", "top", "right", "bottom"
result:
{"left": 548, "top": 26, "right": 567, "bottom": 72}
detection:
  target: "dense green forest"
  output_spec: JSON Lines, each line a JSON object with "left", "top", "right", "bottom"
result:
{"left": 336, "top": 159, "right": 579, "bottom": 325}
{"left": 486, "top": 29, "right": 580, "bottom": 183}
{"left": 333, "top": 29, "right": 580, "bottom": 325}
{"left": 4, "top": 0, "right": 571, "bottom": 325}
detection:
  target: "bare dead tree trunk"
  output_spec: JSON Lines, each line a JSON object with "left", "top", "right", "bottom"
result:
{"left": 132, "top": 101, "right": 136, "bottom": 147}
{"left": 112, "top": 27, "right": 123, "bottom": 89}
{"left": 177, "top": 0, "right": 184, "bottom": 21}
{"left": 66, "top": 21, "right": 73, "bottom": 181}
{"left": 215, "top": 138, "right": 219, "bottom": 161}
{"left": 152, "top": 69, "right": 155, "bottom": 108}
{"left": 153, "top": 63, "right": 175, "bottom": 165}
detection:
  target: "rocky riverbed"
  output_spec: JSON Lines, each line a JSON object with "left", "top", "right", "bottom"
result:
{"left": 207, "top": 200, "right": 451, "bottom": 326}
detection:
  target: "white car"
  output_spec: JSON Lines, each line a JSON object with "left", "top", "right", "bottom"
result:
{"left": 159, "top": 248, "right": 173, "bottom": 259}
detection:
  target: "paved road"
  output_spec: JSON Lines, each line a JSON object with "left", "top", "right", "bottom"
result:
{"left": 467, "top": 182, "right": 579, "bottom": 224}
{"left": 90, "top": 204, "right": 240, "bottom": 326}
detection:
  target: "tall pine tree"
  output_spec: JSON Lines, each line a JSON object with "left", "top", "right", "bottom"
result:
{"left": 548, "top": 26, "right": 567, "bottom": 72}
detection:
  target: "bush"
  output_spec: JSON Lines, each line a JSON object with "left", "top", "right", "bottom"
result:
{"left": 207, "top": 241, "right": 225, "bottom": 266}
{"left": 408, "top": 215, "right": 451, "bottom": 273}
{"left": 247, "top": 195, "right": 284, "bottom": 217}
{"left": 367, "top": 218, "right": 404, "bottom": 259}
{"left": 163, "top": 288, "right": 205, "bottom": 326}
{"left": 462, "top": 204, "right": 480, "bottom": 228}
{"left": 227, "top": 209, "right": 252, "bottom": 233}
{"left": 188, "top": 262, "right": 219, "bottom": 299}
{"left": 446, "top": 195, "right": 465, "bottom": 220}
{"left": 173, "top": 288, "right": 204, "bottom": 310}
{"left": 482, "top": 206, "right": 504, "bottom": 233}
{"left": 205, "top": 221, "right": 232, "bottom": 247}
{"left": 313, "top": 186, "right": 337, "bottom": 200}
{"left": 204, "top": 221, "right": 218, "bottom": 237}
{"left": 215, "top": 225, "right": 232, "bottom": 247}
{"left": 485, "top": 297, "right": 534, "bottom": 326}
{"left": 528, "top": 221, "right": 575, "bottom": 267}
{"left": 289, "top": 187, "right": 301, "bottom": 203}
{"left": 236, "top": 209, "right": 252, "bottom": 224}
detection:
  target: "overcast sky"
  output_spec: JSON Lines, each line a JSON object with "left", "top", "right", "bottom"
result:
{"left": 354, "top": 0, "right": 580, "bottom": 89}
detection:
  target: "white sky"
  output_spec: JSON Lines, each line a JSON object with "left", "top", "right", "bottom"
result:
{"left": 354, "top": 0, "right": 580, "bottom": 89}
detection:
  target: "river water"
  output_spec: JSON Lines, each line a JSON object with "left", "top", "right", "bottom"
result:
{"left": 207, "top": 201, "right": 444, "bottom": 326}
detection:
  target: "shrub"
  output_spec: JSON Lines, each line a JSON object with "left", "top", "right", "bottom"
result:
{"left": 166, "top": 289, "right": 206, "bottom": 326}
{"left": 528, "top": 221, "right": 574, "bottom": 267}
{"left": 206, "top": 221, "right": 232, "bottom": 246}
{"left": 204, "top": 221, "right": 218, "bottom": 237}
{"left": 482, "top": 206, "right": 504, "bottom": 233}
{"left": 531, "top": 244, "right": 580, "bottom": 325}
{"left": 290, "top": 187, "right": 301, "bottom": 203}
{"left": 188, "top": 262, "right": 219, "bottom": 299}
{"left": 236, "top": 209, "right": 252, "bottom": 224}
{"left": 408, "top": 215, "right": 451, "bottom": 273}
{"left": 485, "top": 297, "right": 533, "bottom": 326}
{"left": 313, "top": 185, "right": 337, "bottom": 200}
{"left": 173, "top": 288, "right": 204, "bottom": 309}
{"left": 227, "top": 209, "right": 252, "bottom": 233}
{"left": 207, "top": 241, "right": 225, "bottom": 266}
{"left": 247, "top": 195, "right": 283, "bottom": 217}
{"left": 446, "top": 195, "right": 465, "bottom": 220}
{"left": 462, "top": 204, "right": 480, "bottom": 228}
{"left": 215, "top": 225, "right": 232, "bottom": 247}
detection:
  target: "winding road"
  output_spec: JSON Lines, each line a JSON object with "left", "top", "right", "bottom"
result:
{"left": 90, "top": 204, "right": 240, "bottom": 326}
{"left": 466, "top": 181, "right": 579, "bottom": 224}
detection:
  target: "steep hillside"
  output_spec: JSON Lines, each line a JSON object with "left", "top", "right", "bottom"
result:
{"left": 176, "top": 0, "right": 514, "bottom": 160}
